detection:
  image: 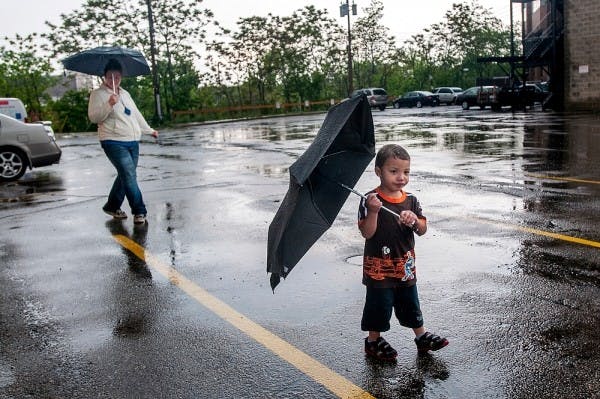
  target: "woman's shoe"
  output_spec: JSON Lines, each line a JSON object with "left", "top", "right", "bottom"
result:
{"left": 103, "top": 208, "right": 127, "bottom": 219}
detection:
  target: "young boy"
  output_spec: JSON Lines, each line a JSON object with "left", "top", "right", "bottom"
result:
{"left": 358, "top": 144, "right": 448, "bottom": 361}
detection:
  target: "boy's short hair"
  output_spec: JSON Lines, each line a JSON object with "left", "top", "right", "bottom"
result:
{"left": 104, "top": 59, "right": 123, "bottom": 76}
{"left": 375, "top": 144, "right": 410, "bottom": 168}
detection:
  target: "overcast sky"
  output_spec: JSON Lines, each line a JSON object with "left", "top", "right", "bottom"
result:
{"left": 1, "top": 0, "right": 512, "bottom": 46}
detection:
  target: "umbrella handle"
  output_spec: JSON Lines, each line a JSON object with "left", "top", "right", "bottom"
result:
{"left": 112, "top": 74, "right": 116, "bottom": 95}
{"left": 338, "top": 182, "right": 401, "bottom": 218}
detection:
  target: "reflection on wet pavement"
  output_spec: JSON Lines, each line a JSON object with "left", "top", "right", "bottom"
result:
{"left": 105, "top": 220, "right": 152, "bottom": 278}
{"left": 1, "top": 108, "right": 598, "bottom": 398}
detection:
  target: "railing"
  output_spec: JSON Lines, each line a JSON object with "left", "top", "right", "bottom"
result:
{"left": 522, "top": 6, "right": 564, "bottom": 59}
{"left": 172, "top": 99, "right": 340, "bottom": 122}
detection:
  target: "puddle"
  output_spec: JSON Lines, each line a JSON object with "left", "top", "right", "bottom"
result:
{"left": 345, "top": 254, "right": 363, "bottom": 266}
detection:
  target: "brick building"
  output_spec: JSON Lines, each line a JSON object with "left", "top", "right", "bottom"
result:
{"left": 521, "top": 0, "right": 600, "bottom": 111}
{"left": 563, "top": 0, "right": 600, "bottom": 111}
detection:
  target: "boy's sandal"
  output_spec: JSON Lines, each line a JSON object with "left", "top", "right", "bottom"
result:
{"left": 365, "top": 337, "right": 398, "bottom": 361}
{"left": 415, "top": 332, "right": 449, "bottom": 353}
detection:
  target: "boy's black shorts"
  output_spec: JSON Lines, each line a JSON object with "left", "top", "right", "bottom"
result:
{"left": 361, "top": 284, "right": 424, "bottom": 332}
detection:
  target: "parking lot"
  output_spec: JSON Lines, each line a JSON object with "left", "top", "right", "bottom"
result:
{"left": 1, "top": 106, "right": 599, "bottom": 398}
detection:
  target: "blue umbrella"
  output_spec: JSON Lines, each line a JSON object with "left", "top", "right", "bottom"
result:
{"left": 61, "top": 46, "right": 151, "bottom": 77}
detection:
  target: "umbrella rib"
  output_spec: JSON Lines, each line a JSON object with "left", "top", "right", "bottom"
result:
{"left": 307, "top": 180, "right": 335, "bottom": 227}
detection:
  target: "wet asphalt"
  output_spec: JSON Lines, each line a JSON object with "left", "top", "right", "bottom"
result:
{"left": 0, "top": 106, "right": 599, "bottom": 399}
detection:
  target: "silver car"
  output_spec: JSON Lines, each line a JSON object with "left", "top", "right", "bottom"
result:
{"left": 433, "top": 87, "right": 463, "bottom": 105}
{"left": 351, "top": 88, "right": 389, "bottom": 111}
{"left": 0, "top": 114, "right": 62, "bottom": 181}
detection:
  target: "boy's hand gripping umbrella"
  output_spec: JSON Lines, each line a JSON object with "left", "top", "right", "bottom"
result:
{"left": 267, "top": 94, "right": 377, "bottom": 291}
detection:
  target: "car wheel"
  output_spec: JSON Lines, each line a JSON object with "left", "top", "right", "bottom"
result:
{"left": 0, "top": 148, "right": 28, "bottom": 182}
{"left": 416, "top": 101, "right": 423, "bottom": 108}
{"left": 461, "top": 101, "right": 470, "bottom": 110}
{"left": 378, "top": 105, "right": 386, "bottom": 111}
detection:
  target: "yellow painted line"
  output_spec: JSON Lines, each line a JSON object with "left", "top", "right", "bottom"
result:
{"left": 112, "top": 234, "right": 375, "bottom": 399}
{"left": 524, "top": 173, "right": 600, "bottom": 185}
{"left": 470, "top": 216, "right": 600, "bottom": 249}
{"left": 515, "top": 225, "right": 600, "bottom": 248}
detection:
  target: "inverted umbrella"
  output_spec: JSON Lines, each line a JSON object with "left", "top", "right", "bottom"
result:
{"left": 267, "top": 94, "right": 375, "bottom": 291}
{"left": 61, "top": 46, "right": 151, "bottom": 77}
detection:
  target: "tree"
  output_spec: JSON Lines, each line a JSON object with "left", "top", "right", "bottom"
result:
{"left": 46, "top": 90, "right": 92, "bottom": 133}
{"left": 351, "top": 0, "right": 397, "bottom": 89}
{"left": 432, "top": 0, "right": 511, "bottom": 86}
{"left": 0, "top": 33, "right": 56, "bottom": 120}
{"left": 397, "top": 0, "right": 511, "bottom": 91}
{"left": 205, "top": 6, "right": 345, "bottom": 106}
{"left": 44, "top": 0, "right": 215, "bottom": 120}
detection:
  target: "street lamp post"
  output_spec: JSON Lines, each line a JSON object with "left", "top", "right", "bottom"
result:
{"left": 146, "top": 0, "right": 163, "bottom": 123}
{"left": 340, "top": 0, "right": 357, "bottom": 96}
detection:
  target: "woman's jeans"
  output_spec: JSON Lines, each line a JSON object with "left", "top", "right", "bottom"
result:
{"left": 101, "top": 141, "right": 147, "bottom": 216}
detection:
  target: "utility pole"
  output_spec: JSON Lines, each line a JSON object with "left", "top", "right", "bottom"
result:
{"left": 146, "top": 0, "right": 163, "bottom": 123}
{"left": 340, "top": 0, "right": 357, "bottom": 96}
{"left": 509, "top": 1, "right": 515, "bottom": 85}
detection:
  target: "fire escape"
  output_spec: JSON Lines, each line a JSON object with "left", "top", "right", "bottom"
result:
{"left": 478, "top": 0, "right": 564, "bottom": 110}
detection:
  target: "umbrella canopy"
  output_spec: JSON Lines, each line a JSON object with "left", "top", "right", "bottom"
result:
{"left": 61, "top": 46, "right": 151, "bottom": 77}
{"left": 267, "top": 94, "right": 375, "bottom": 290}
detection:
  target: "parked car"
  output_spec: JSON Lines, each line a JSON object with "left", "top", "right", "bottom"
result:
{"left": 0, "top": 98, "right": 28, "bottom": 122}
{"left": 455, "top": 86, "right": 499, "bottom": 110}
{"left": 521, "top": 83, "right": 548, "bottom": 103}
{"left": 351, "top": 88, "right": 389, "bottom": 111}
{"left": 0, "top": 114, "right": 61, "bottom": 181}
{"left": 393, "top": 91, "right": 439, "bottom": 108}
{"left": 433, "top": 87, "right": 463, "bottom": 105}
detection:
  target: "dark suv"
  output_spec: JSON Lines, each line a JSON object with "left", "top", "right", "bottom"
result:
{"left": 351, "top": 88, "right": 388, "bottom": 111}
{"left": 456, "top": 86, "right": 498, "bottom": 110}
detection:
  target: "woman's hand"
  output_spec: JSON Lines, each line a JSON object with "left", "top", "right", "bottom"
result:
{"left": 108, "top": 94, "right": 118, "bottom": 107}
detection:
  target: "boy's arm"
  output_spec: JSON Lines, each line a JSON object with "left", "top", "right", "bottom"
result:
{"left": 358, "top": 194, "right": 381, "bottom": 239}
{"left": 412, "top": 217, "right": 427, "bottom": 236}
{"left": 398, "top": 198, "right": 427, "bottom": 236}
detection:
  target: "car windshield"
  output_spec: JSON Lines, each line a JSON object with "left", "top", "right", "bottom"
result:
{"left": 372, "top": 89, "right": 387, "bottom": 95}
{"left": 451, "top": 87, "right": 463, "bottom": 92}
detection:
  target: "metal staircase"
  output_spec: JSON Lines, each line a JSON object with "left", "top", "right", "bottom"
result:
{"left": 478, "top": 0, "right": 564, "bottom": 110}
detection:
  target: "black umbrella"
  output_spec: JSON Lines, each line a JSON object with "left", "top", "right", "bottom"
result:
{"left": 61, "top": 46, "right": 151, "bottom": 77}
{"left": 267, "top": 94, "right": 375, "bottom": 291}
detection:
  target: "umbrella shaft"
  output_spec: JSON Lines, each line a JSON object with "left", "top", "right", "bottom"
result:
{"left": 339, "top": 183, "right": 401, "bottom": 218}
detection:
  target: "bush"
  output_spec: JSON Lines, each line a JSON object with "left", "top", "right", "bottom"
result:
{"left": 47, "top": 90, "right": 93, "bottom": 133}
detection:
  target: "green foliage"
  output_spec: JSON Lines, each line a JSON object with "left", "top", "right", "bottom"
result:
{"left": 351, "top": 0, "right": 398, "bottom": 89}
{"left": 46, "top": 90, "right": 93, "bottom": 133}
{"left": 44, "top": 0, "right": 214, "bottom": 122}
{"left": 0, "top": 33, "right": 57, "bottom": 120}
{"left": 3, "top": 0, "right": 514, "bottom": 125}
{"left": 399, "top": 0, "right": 512, "bottom": 93}
{"left": 205, "top": 6, "right": 346, "bottom": 105}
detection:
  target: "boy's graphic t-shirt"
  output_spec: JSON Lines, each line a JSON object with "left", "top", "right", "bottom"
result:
{"left": 358, "top": 188, "right": 426, "bottom": 288}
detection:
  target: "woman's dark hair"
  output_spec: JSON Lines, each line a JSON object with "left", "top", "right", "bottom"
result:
{"left": 375, "top": 144, "right": 410, "bottom": 168}
{"left": 103, "top": 59, "right": 123, "bottom": 75}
